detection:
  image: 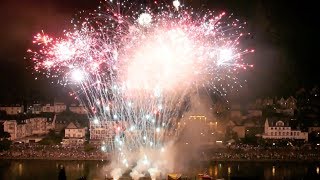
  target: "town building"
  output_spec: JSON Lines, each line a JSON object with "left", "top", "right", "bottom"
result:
{"left": 42, "top": 102, "right": 66, "bottom": 113}
{"left": 62, "top": 122, "right": 86, "bottom": 146}
{"left": 27, "top": 117, "right": 55, "bottom": 135}
{"left": 89, "top": 120, "right": 118, "bottom": 141}
{"left": 0, "top": 104, "right": 24, "bottom": 115}
{"left": 262, "top": 118, "right": 308, "bottom": 141}
{"left": 69, "top": 104, "right": 87, "bottom": 114}
{"left": 2, "top": 114, "right": 56, "bottom": 141}
{"left": 42, "top": 104, "right": 55, "bottom": 113}
{"left": 31, "top": 103, "right": 42, "bottom": 114}
{"left": 54, "top": 102, "right": 67, "bottom": 113}
{"left": 3, "top": 120, "right": 17, "bottom": 140}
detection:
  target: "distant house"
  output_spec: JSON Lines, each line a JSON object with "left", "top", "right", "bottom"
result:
{"left": 0, "top": 104, "right": 24, "bottom": 115}
{"left": 54, "top": 102, "right": 67, "bottom": 113}
{"left": 262, "top": 118, "right": 308, "bottom": 141}
{"left": 31, "top": 103, "right": 42, "bottom": 114}
{"left": 3, "top": 120, "right": 17, "bottom": 140}
{"left": 62, "top": 122, "right": 86, "bottom": 146}
{"left": 42, "top": 102, "right": 66, "bottom": 113}
{"left": 42, "top": 104, "right": 55, "bottom": 113}
{"left": 27, "top": 116, "right": 55, "bottom": 135}
{"left": 69, "top": 104, "right": 87, "bottom": 114}
{"left": 2, "top": 114, "right": 56, "bottom": 141}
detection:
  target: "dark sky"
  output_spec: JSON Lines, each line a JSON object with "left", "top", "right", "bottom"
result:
{"left": 0, "top": 0, "right": 319, "bottom": 102}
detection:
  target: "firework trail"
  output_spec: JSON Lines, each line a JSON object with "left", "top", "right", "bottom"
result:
{"left": 27, "top": 0, "right": 253, "bottom": 178}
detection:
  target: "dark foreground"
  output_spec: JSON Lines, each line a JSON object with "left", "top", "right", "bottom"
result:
{"left": 1, "top": 160, "right": 320, "bottom": 180}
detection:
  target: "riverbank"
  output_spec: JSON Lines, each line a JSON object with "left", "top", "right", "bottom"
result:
{"left": 2, "top": 144, "right": 320, "bottom": 162}
{"left": 1, "top": 155, "right": 320, "bottom": 163}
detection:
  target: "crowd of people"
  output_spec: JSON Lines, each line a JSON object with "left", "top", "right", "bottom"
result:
{"left": 206, "top": 144, "right": 320, "bottom": 161}
{"left": 2, "top": 143, "right": 320, "bottom": 161}
{"left": 0, "top": 144, "right": 109, "bottom": 160}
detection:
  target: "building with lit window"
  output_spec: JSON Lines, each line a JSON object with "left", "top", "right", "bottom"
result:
{"left": 0, "top": 104, "right": 24, "bottom": 115}
{"left": 69, "top": 103, "right": 87, "bottom": 114}
{"left": 62, "top": 122, "right": 86, "bottom": 146}
{"left": 262, "top": 118, "right": 308, "bottom": 141}
{"left": 2, "top": 114, "right": 56, "bottom": 141}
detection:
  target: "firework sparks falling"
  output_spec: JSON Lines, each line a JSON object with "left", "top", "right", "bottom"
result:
{"left": 27, "top": 0, "right": 253, "bottom": 178}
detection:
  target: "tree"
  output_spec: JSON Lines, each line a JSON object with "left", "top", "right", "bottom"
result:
{"left": 39, "top": 129, "right": 62, "bottom": 145}
{"left": 0, "top": 131, "right": 10, "bottom": 140}
{"left": 0, "top": 139, "right": 12, "bottom": 151}
{"left": 0, "top": 126, "right": 11, "bottom": 151}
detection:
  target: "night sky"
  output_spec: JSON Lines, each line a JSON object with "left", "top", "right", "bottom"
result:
{"left": 0, "top": 0, "right": 319, "bottom": 103}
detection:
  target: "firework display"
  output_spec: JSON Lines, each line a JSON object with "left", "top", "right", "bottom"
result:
{"left": 27, "top": 0, "right": 253, "bottom": 179}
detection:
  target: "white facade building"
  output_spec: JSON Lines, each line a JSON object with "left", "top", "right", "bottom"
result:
{"left": 62, "top": 122, "right": 86, "bottom": 146}
{"left": 262, "top": 119, "right": 308, "bottom": 141}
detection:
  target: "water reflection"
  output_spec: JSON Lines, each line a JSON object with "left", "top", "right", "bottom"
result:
{"left": 18, "top": 163, "right": 22, "bottom": 176}
{"left": 0, "top": 160, "right": 320, "bottom": 180}
{"left": 272, "top": 165, "right": 275, "bottom": 176}
{"left": 227, "top": 166, "right": 231, "bottom": 176}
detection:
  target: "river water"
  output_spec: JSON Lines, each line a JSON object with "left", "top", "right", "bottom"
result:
{"left": 0, "top": 160, "right": 320, "bottom": 180}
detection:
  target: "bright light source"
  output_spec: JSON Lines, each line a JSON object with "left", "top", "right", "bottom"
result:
{"left": 93, "top": 118, "right": 99, "bottom": 124}
{"left": 161, "top": 147, "right": 165, "bottom": 152}
{"left": 173, "top": 0, "right": 180, "bottom": 10}
{"left": 218, "top": 48, "right": 233, "bottom": 65}
{"left": 156, "top": 127, "right": 160, "bottom": 133}
{"left": 101, "top": 146, "right": 106, "bottom": 151}
{"left": 71, "top": 69, "right": 85, "bottom": 82}
{"left": 138, "top": 13, "right": 152, "bottom": 26}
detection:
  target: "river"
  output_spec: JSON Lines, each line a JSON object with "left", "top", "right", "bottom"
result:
{"left": 0, "top": 160, "right": 320, "bottom": 180}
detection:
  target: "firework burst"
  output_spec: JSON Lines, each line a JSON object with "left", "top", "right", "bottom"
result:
{"left": 27, "top": 0, "right": 253, "bottom": 178}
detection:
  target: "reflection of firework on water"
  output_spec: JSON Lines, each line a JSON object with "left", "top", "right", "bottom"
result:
{"left": 27, "top": 0, "right": 253, "bottom": 178}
